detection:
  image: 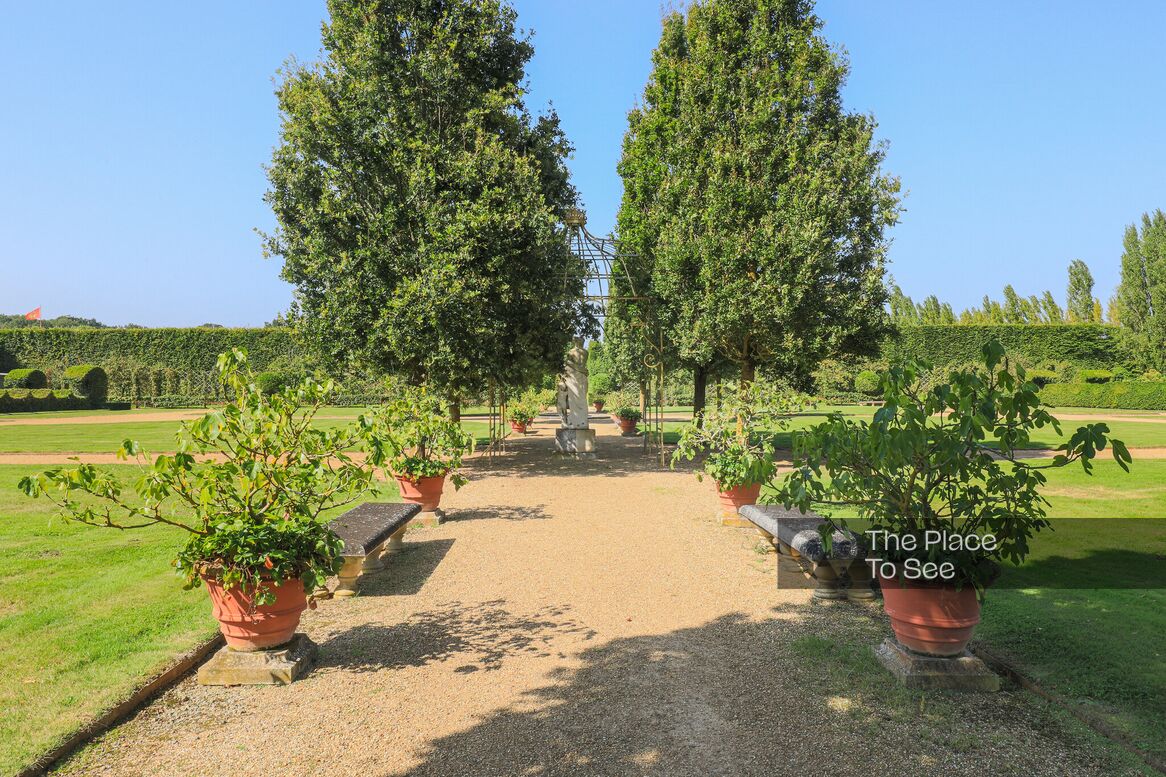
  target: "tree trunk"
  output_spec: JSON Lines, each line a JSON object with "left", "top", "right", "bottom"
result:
{"left": 693, "top": 364, "right": 708, "bottom": 425}
{"left": 740, "top": 358, "right": 756, "bottom": 390}
{"left": 448, "top": 400, "right": 461, "bottom": 423}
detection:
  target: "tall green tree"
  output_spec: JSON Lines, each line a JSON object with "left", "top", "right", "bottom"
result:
{"left": 264, "top": 0, "right": 589, "bottom": 397}
{"left": 1066, "top": 259, "right": 1097, "bottom": 323}
{"left": 1117, "top": 210, "right": 1166, "bottom": 368}
{"left": 619, "top": 0, "right": 899, "bottom": 391}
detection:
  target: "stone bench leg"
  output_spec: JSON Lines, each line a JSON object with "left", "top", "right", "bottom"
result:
{"left": 362, "top": 543, "right": 386, "bottom": 573}
{"left": 382, "top": 525, "right": 408, "bottom": 558}
{"left": 810, "top": 560, "right": 846, "bottom": 600}
{"left": 846, "top": 558, "right": 876, "bottom": 601}
{"left": 755, "top": 527, "right": 777, "bottom": 553}
{"left": 334, "top": 557, "right": 364, "bottom": 597}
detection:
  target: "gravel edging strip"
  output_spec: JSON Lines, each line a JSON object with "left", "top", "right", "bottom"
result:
{"left": 15, "top": 633, "right": 224, "bottom": 777}
{"left": 971, "top": 642, "right": 1166, "bottom": 775}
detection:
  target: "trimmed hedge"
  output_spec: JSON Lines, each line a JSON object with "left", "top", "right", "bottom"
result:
{"left": 1039, "top": 382, "right": 1166, "bottom": 411}
{"left": 884, "top": 324, "right": 1121, "bottom": 369}
{"left": 0, "top": 388, "right": 88, "bottom": 413}
{"left": 4, "top": 368, "right": 47, "bottom": 389}
{"left": 61, "top": 364, "right": 108, "bottom": 406}
{"left": 140, "top": 394, "right": 215, "bottom": 409}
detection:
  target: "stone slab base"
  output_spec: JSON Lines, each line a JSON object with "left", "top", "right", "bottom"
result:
{"left": 874, "top": 638, "right": 1000, "bottom": 692}
{"left": 555, "top": 427, "right": 596, "bottom": 454}
{"left": 412, "top": 509, "right": 445, "bottom": 528}
{"left": 720, "top": 513, "right": 753, "bottom": 527}
{"left": 197, "top": 633, "right": 318, "bottom": 686}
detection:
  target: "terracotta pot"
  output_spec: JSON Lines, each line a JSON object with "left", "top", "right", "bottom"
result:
{"left": 878, "top": 573, "right": 981, "bottom": 656}
{"left": 716, "top": 481, "right": 762, "bottom": 513}
{"left": 617, "top": 418, "right": 639, "bottom": 435}
{"left": 397, "top": 474, "right": 446, "bottom": 511}
{"left": 510, "top": 420, "right": 528, "bottom": 434}
{"left": 593, "top": 400, "right": 605, "bottom": 411}
{"left": 203, "top": 575, "right": 307, "bottom": 651}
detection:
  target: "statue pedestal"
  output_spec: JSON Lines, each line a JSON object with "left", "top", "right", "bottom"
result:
{"left": 555, "top": 428, "right": 596, "bottom": 455}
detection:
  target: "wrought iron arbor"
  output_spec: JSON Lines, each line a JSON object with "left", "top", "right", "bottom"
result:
{"left": 565, "top": 208, "right": 667, "bottom": 466}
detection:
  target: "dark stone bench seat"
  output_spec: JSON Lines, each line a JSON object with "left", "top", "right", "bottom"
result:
{"left": 328, "top": 502, "right": 422, "bottom": 596}
{"left": 739, "top": 504, "right": 874, "bottom": 601}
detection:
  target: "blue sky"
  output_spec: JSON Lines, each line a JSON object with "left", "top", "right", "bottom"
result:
{"left": 1, "top": 1, "right": 1163, "bottom": 326}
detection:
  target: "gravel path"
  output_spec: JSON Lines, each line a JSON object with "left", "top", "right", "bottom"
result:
{"left": 56, "top": 417, "right": 1145, "bottom": 776}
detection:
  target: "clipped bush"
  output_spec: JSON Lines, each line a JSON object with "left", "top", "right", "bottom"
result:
{"left": 0, "top": 388, "right": 87, "bottom": 413}
{"left": 854, "top": 370, "right": 880, "bottom": 395}
{"left": 4, "top": 368, "right": 47, "bottom": 389}
{"left": 1039, "top": 382, "right": 1166, "bottom": 411}
{"left": 61, "top": 364, "right": 108, "bottom": 406}
{"left": 254, "top": 371, "right": 289, "bottom": 396}
{"left": 1142, "top": 369, "right": 1164, "bottom": 382}
{"left": 1077, "top": 369, "right": 1114, "bottom": 384}
{"left": 1025, "top": 368, "right": 1060, "bottom": 388}
{"left": 141, "top": 394, "right": 214, "bottom": 409}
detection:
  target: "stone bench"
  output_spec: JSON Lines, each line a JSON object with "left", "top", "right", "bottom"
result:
{"left": 328, "top": 502, "right": 422, "bottom": 597}
{"left": 739, "top": 504, "right": 874, "bottom": 601}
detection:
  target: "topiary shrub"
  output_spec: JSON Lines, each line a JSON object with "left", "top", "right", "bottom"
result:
{"left": 254, "top": 371, "right": 288, "bottom": 396}
{"left": 1077, "top": 369, "right": 1114, "bottom": 384}
{"left": 1025, "top": 368, "right": 1060, "bottom": 388}
{"left": 1040, "top": 381, "right": 1166, "bottom": 410}
{"left": 62, "top": 364, "right": 108, "bottom": 407}
{"left": 854, "top": 370, "right": 880, "bottom": 395}
{"left": 4, "top": 368, "right": 47, "bottom": 389}
{"left": 0, "top": 388, "right": 87, "bottom": 412}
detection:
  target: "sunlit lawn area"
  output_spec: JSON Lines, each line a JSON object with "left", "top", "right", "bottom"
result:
{"left": 0, "top": 414, "right": 495, "bottom": 453}
{"left": 0, "top": 463, "right": 400, "bottom": 775}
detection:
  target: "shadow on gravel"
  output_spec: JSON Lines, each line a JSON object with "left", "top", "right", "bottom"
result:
{"left": 319, "top": 600, "right": 596, "bottom": 675}
{"left": 357, "top": 539, "right": 454, "bottom": 597}
{"left": 389, "top": 607, "right": 1136, "bottom": 777}
{"left": 463, "top": 432, "right": 698, "bottom": 481}
{"left": 445, "top": 503, "right": 553, "bottom": 522}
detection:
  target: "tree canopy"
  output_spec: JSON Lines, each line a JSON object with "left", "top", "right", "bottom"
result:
{"left": 616, "top": 0, "right": 900, "bottom": 389}
{"left": 1117, "top": 210, "right": 1166, "bottom": 369}
{"left": 264, "top": 0, "right": 590, "bottom": 397}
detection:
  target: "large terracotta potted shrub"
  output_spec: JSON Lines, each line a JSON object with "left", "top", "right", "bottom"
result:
{"left": 774, "top": 341, "right": 1130, "bottom": 656}
{"left": 614, "top": 407, "right": 642, "bottom": 436}
{"left": 381, "top": 387, "right": 474, "bottom": 512}
{"left": 673, "top": 383, "right": 804, "bottom": 520}
{"left": 508, "top": 389, "right": 542, "bottom": 435}
{"left": 20, "top": 349, "right": 394, "bottom": 651}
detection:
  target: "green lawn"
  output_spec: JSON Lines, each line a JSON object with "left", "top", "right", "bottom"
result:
{"left": 975, "top": 460, "right": 1166, "bottom": 762}
{"left": 0, "top": 464, "right": 214, "bottom": 774}
{"left": 0, "top": 415, "right": 495, "bottom": 453}
{"left": 0, "top": 463, "right": 399, "bottom": 776}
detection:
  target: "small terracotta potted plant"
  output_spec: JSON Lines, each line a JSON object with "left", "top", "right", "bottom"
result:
{"left": 774, "top": 341, "right": 1130, "bottom": 656}
{"left": 592, "top": 398, "right": 605, "bottom": 412}
{"left": 672, "top": 383, "right": 803, "bottom": 520}
{"left": 509, "top": 407, "right": 535, "bottom": 434}
{"left": 381, "top": 387, "right": 474, "bottom": 512}
{"left": 20, "top": 349, "right": 393, "bottom": 651}
{"left": 614, "top": 407, "right": 642, "bottom": 436}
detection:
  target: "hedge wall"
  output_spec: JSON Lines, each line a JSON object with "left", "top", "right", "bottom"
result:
{"left": 1039, "top": 382, "right": 1166, "bottom": 411}
{"left": 883, "top": 324, "right": 1121, "bottom": 369}
{"left": 0, "top": 389, "right": 89, "bottom": 413}
{"left": 0, "top": 327, "right": 297, "bottom": 373}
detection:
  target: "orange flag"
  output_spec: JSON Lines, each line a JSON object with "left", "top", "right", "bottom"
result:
{"left": 24, "top": 307, "right": 41, "bottom": 321}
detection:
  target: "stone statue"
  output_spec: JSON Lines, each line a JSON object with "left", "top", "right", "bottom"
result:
{"left": 555, "top": 338, "right": 596, "bottom": 454}
{"left": 562, "top": 339, "right": 590, "bottom": 429}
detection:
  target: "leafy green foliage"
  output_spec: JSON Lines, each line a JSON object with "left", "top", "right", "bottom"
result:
{"left": 61, "top": 364, "right": 108, "bottom": 406}
{"left": 853, "top": 370, "right": 880, "bottom": 395}
{"left": 507, "top": 388, "right": 547, "bottom": 425}
{"left": 1066, "top": 259, "right": 1099, "bottom": 323}
{"left": 774, "top": 341, "right": 1132, "bottom": 595}
{"left": 673, "top": 384, "right": 805, "bottom": 490}
{"left": 3, "top": 368, "right": 46, "bottom": 389}
{"left": 1117, "top": 210, "right": 1166, "bottom": 370}
{"left": 618, "top": 0, "right": 899, "bottom": 387}
{"left": 884, "top": 324, "right": 1120, "bottom": 370}
{"left": 1077, "top": 369, "right": 1114, "bottom": 384}
{"left": 253, "top": 371, "right": 289, "bottom": 396}
{"left": 614, "top": 407, "right": 642, "bottom": 423}
{"left": 19, "top": 349, "right": 395, "bottom": 603}
{"left": 264, "top": 0, "right": 590, "bottom": 397}
{"left": 373, "top": 386, "right": 474, "bottom": 484}
{"left": 1040, "top": 381, "right": 1166, "bottom": 411}
{"left": 0, "top": 389, "right": 88, "bottom": 413}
